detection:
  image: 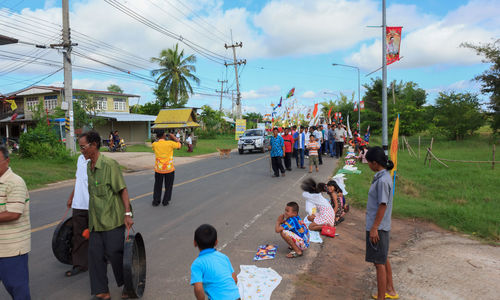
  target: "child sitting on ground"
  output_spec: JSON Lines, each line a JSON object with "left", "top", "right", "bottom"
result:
{"left": 326, "top": 180, "right": 350, "bottom": 224}
{"left": 301, "top": 178, "right": 336, "bottom": 231}
{"left": 275, "top": 201, "right": 310, "bottom": 258}
{"left": 359, "top": 145, "right": 368, "bottom": 163}
{"left": 191, "top": 224, "right": 240, "bottom": 300}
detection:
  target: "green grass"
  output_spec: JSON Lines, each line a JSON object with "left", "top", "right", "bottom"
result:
{"left": 122, "top": 135, "right": 238, "bottom": 157}
{"left": 10, "top": 155, "right": 78, "bottom": 190}
{"left": 339, "top": 135, "right": 499, "bottom": 242}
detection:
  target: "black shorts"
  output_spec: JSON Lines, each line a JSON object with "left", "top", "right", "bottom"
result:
{"left": 365, "top": 230, "right": 390, "bottom": 264}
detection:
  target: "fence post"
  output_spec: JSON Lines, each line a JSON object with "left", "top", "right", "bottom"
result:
{"left": 493, "top": 144, "right": 496, "bottom": 170}
{"left": 429, "top": 137, "right": 434, "bottom": 166}
{"left": 418, "top": 136, "right": 421, "bottom": 159}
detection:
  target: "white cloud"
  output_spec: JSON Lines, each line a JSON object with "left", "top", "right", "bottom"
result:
{"left": 426, "top": 79, "right": 479, "bottom": 94}
{"left": 241, "top": 85, "right": 281, "bottom": 99}
{"left": 301, "top": 91, "right": 316, "bottom": 98}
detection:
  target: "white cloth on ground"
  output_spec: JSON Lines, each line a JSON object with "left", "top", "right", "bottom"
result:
{"left": 303, "top": 216, "right": 323, "bottom": 243}
{"left": 237, "top": 265, "right": 282, "bottom": 300}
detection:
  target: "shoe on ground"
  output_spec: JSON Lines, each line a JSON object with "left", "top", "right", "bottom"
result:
{"left": 162, "top": 202, "right": 170, "bottom": 206}
{"left": 272, "top": 174, "right": 279, "bottom": 178}
{"left": 281, "top": 173, "right": 286, "bottom": 177}
{"left": 152, "top": 202, "right": 159, "bottom": 207}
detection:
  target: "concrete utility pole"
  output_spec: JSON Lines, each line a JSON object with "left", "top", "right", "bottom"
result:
{"left": 216, "top": 79, "right": 227, "bottom": 111}
{"left": 382, "top": 0, "right": 388, "bottom": 154}
{"left": 62, "top": 0, "right": 76, "bottom": 153}
{"left": 224, "top": 42, "right": 246, "bottom": 119}
{"left": 331, "top": 63, "right": 361, "bottom": 130}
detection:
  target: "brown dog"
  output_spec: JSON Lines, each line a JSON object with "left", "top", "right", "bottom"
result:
{"left": 216, "top": 148, "right": 231, "bottom": 159}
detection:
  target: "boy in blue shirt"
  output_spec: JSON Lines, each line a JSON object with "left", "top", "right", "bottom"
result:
{"left": 190, "top": 224, "right": 240, "bottom": 300}
{"left": 275, "top": 201, "right": 310, "bottom": 258}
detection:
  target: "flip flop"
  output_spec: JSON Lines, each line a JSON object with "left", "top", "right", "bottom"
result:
{"left": 371, "top": 293, "right": 400, "bottom": 299}
{"left": 65, "top": 266, "right": 87, "bottom": 277}
{"left": 286, "top": 251, "right": 303, "bottom": 258}
{"left": 92, "top": 295, "right": 111, "bottom": 300}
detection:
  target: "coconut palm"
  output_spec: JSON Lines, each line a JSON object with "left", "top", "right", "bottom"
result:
{"left": 151, "top": 44, "right": 200, "bottom": 108}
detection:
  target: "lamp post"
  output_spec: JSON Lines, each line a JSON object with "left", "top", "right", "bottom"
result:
{"left": 332, "top": 63, "right": 361, "bottom": 131}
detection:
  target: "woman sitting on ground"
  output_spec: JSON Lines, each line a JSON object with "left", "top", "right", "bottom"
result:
{"left": 326, "top": 180, "right": 350, "bottom": 225}
{"left": 301, "top": 178, "right": 336, "bottom": 231}
{"left": 359, "top": 145, "right": 368, "bottom": 164}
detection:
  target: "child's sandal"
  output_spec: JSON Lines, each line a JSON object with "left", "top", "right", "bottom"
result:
{"left": 286, "top": 251, "right": 303, "bottom": 258}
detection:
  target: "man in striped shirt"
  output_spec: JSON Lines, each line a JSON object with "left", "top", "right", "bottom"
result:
{"left": 0, "top": 145, "right": 31, "bottom": 300}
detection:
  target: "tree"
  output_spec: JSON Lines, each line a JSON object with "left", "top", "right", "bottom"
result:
{"left": 462, "top": 39, "right": 500, "bottom": 133}
{"left": 433, "top": 92, "right": 484, "bottom": 140}
{"left": 107, "top": 84, "right": 124, "bottom": 94}
{"left": 151, "top": 43, "right": 200, "bottom": 108}
{"left": 130, "top": 101, "right": 162, "bottom": 116}
{"left": 243, "top": 112, "right": 263, "bottom": 129}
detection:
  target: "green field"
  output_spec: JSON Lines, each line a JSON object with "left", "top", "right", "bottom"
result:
{"left": 123, "top": 135, "right": 238, "bottom": 157}
{"left": 339, "top": 135, "right": 499, "bottom": 242}
{"left": 10, "top": 156, "right": 78, "bottom": 190}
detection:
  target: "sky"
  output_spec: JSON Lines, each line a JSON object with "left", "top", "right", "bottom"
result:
{"left": 0, "top": 0, "right": 498, "bottom": 115}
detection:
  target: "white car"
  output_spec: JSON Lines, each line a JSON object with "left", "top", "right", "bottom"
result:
{"left": 238, "top": 129, "right": 270, "bottom": 154}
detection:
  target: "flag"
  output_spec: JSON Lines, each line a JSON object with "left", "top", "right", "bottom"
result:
{"left": 354, "top": 102, "right": 358, "bottom": 112}
{"left": 386, "top": 26, "right": 402, "bottom": 65}
{"left": 312, "top": 103, "right": 318, "bottom": 118}
{"left": 347, "top": 115, "right": 353, "bottom": 138}
{"left": 10, "top": 113, "right": 18, "bottom": 121}
{"left": 277, "top": 97, "right": 283, "bottom": 108}
{"left": 286, "top": 88, "right": 295, "bottom": 99}
{"left": 390, "top": 115, "right": 400, "bottom": 177}
{"left": 328, "top": 107, "right": 333, "bottom": 118}
{"left": 360, "top": 100, "right": 365, "bottom": 110}
{"left": 5, "top": 99, "right": 17, "bottom": 111}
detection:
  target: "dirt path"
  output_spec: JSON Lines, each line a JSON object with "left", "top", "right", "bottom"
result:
{"left": 293, "top": 208, "right": 500, "bottom": 299}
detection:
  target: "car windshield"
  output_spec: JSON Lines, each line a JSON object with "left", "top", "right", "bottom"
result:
{"left": 243, "top": 130, "right": 263, "bottom": 136}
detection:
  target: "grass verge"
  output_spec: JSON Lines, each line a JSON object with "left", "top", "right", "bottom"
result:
{"left": 10, "top": 155, "right": 78, "bottom": 190}
{"left": 122, "top": 135, "right": 238, "bottom": 157}
{"left": 339, "top": 135, "right": 499, "bottom": 242}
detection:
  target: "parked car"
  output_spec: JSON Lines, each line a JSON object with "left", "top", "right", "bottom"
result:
{"left": 238, "top": 129, "right": 269, "bottom": 154}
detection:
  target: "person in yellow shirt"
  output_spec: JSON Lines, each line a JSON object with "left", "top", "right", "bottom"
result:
{"left": 152, "top": 130, "right": 181, "bottom": 207}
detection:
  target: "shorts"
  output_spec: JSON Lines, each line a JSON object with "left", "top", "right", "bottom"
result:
{"left": 282, "top": 230, "right": 308, "bottom": 250}
{"left": 365, "top": 230, "right": 389, "bottom": 264}
{"left": 308, "top": 155, "right": 318, "bottom": 166}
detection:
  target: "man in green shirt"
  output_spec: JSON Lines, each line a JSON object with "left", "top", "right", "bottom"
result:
{"left": 79, "top": 131, "right": 133, "bottom": 300}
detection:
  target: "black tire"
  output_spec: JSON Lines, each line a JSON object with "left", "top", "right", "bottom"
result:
{"left": 238, "top": 149, "right": 244, "bottom": 154}
{"left": 260, "top": 147, "right": 265, "bottom": 153}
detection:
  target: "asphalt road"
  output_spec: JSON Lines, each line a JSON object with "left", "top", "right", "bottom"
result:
{"left": 1, "top": 151, "right": 338, "bottom": 300}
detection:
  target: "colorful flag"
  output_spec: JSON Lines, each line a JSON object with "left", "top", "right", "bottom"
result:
{"left": 390, "top": 115, "right": 400, "bottom": 177}
{"left": 10, "top": 113, "right": 18, "bottom": 121}
{"left": 354, "top": 102, "right": 358, "bottom": 112}
{"left": 386, "top": 26, "right": 402, "bottom": 65}
{"left": 277, "top": 97, "right": 283, "bottom": 108}
{"left": 328, "top": 107, "right": 333, "bottom": 118}
{"left": 5, "top": 99, "right": 17, "bottom": 111}
{"left": 360, "top": 100, "right": 365, "bottom": 110}
{"left": 286, "top": 88, "right": 295, "bottom": 99}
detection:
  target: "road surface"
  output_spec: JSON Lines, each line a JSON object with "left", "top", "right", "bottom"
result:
{"left": 1, "top": 152, "right": 338, "bottom": 299}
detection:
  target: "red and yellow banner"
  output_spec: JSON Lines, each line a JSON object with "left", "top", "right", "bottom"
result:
{"left": 390, "top": 115, "right": 400, "bottom": 177}
{"left": 386, "top": 26, "right": 402, "bottom": 65}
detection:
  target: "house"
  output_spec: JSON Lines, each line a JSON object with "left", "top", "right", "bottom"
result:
{"left": 0, "top": 86, "right": 156, "bottom": 144}
{"left": 152, "top": 108, "right": 200, "bottom": 134}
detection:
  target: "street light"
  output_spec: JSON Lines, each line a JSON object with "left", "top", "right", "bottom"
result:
{"left": 332, "top": 63, "right": 361, "bottom": 131}
{"left": 0, "top": 34, "right": 47, "bottom": 48}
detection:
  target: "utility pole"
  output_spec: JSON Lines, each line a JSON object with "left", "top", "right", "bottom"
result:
{"left": 216, "top": 79, "right": 227, "bottom": 111}
{"left": 382, "top": 0, "right": 388, "bottom": 155}
{"left": 62, "top": 0, "right": 76, "bottom": 153}
{"left": 224, "top": 42, "right": 246, "bottom": 119}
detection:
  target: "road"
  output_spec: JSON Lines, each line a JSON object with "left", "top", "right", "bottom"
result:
{"left": 1, "top": 152, "right": 338, "bottom": 299}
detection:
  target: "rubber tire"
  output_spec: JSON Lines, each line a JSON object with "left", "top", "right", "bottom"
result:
{"left": 260, "top": 147, "right": 265, "bottom": 153}
{"left": 238, "top": 149, "right": 244, "bottom": 154}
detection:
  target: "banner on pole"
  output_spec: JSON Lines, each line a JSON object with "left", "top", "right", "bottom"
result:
{"left": 360, "top": 100, "right": 365, "bottom": 110}
{"left": 386, "top": 26, "right": 402, "bottom": 65}
{"left": 235, "top": 119, "right": 246, "bottom": 140}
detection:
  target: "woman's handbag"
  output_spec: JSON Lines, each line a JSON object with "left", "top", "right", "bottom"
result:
{"left": 321, "top": 225, "right": 336, "bottom": 237}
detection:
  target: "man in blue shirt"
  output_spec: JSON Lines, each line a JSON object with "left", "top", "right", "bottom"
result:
{"left": 293, "top": 126, "right": 305, "bottom": 169}
{"left": 191, "top": 224, "right": 240, "bottom": 300}
{"left": 268, "top": 127, "right": 286, "bottom": 177}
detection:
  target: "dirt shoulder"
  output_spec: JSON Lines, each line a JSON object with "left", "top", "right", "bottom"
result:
{"left": 293, "top": 208, "right": 500, "bottom": 299}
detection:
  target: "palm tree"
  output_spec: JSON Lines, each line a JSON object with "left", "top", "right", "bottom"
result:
{"left": 151, "top": 44, "right": 200, "bottom": 108}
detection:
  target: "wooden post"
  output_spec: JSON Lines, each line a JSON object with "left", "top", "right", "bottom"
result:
{"left": 493, "top": 144, "right": 496, "bottom": 170}
{"left": 429, "top": 137, "right": 434, "bottom": 166}
{"left": 418, "top": 136, "right": 421, "bottom": 159}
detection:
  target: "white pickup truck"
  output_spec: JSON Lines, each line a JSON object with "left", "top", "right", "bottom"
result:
{"left": 238, "top": 129, "right": 270, "bottom": 154}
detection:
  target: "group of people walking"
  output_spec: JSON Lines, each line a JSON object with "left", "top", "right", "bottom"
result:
{"left": 268, "top": 123, "right": 348, "bottom": 177}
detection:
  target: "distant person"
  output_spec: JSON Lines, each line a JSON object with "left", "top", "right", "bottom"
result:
{"left": 365, "top": 146, "right": 398, "bottom": 300}
{"left": 78, "top": 131, "right": 134, "bottom": 300}
{"left": 186, "top": 133, "right": 193, "bottom": 153}
{"left": 305, "top": 135, "right": 320, "bottom": 173}
{"left": 275, "top": 201, "right": 310, "bottom": 258}
{"left": 293, "top": 126, "right": 305, "bottom": 169}
{"left": 108, "top": 131, "right": 115, "bottom": 152}
{"left": 334, "top": 123, "right": 347, "bottom": 158}
{"left": 301, "top": 178, "right": 335, "bottom": 232}
{"left": 359, "top": 145, "right": 368, "bottom": 164}
{"left": 190, "top": 224, "right": 240, "bottom": 300}
{"left": 152, "top": 130, "right": 181, "bottom": 206}
{"left": 0, "top": 146, "right": 31, "bottom": 300}
{"left": 113, "top": 130, "right": 120, "bottom": 151}
{"left": 268, "top": 127, "right": 286, "bottom": 177}
{"left": 327, "top": 124, "right": 336, "bottom": 157}
{"left": 65, "top": 154, "right": 90, "bottom": 277}
{"left": 313, "top": 126, "right": 323, "bottom": 165}
{"left": 282, "top": 127, "right": 294, "bottom": 171}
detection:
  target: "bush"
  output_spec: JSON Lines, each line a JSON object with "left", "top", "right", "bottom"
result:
{"left": 19, "top": 124, "right": 71, "bottom": 160}
{"left": 196, "top": 129, "right": 218, "bottom": 139}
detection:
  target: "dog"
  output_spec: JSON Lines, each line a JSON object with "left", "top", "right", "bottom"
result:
{"left": 216, "top": 148, "right": 232, "bottom": 159}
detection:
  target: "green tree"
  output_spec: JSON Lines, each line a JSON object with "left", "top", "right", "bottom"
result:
{"left": 433, "top": 92, "right": 484, "bottom": 140}
{"left": 199, "top": 105, "right": 225, "bottom": 131}
{"left": 243, "top": 112, "right": 263, "bottom": 129}
{"left": 151, "top": 43, "right": 200, "bottom": 108}
{"left": 462, "top": 39, "right": 500, "bottom": 133}
{"left": 130, "top": 101, "right": 162, "bottom": 116}
{"left": 320, "top": 99, "right": 337, "bottom": 121}
{"left": 107, "top": 84, "right": 124, "bottom": 93}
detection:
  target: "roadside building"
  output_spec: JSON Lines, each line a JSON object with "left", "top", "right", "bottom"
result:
{"left": 152, "top": 108, "right": 200, "bottom": 141}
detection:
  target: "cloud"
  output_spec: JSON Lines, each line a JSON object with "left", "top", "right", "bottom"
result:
{"left": 301, "top": 91, "right": 316, "bottom": 98}
{"left": 426, "top": 79, "right": 479, "bottom": 94}
{"left": 346, "top": 1, "right": 500, "bottom": 70}
{"left": 241, "top": 85, "right": 281, "bottom": 99}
